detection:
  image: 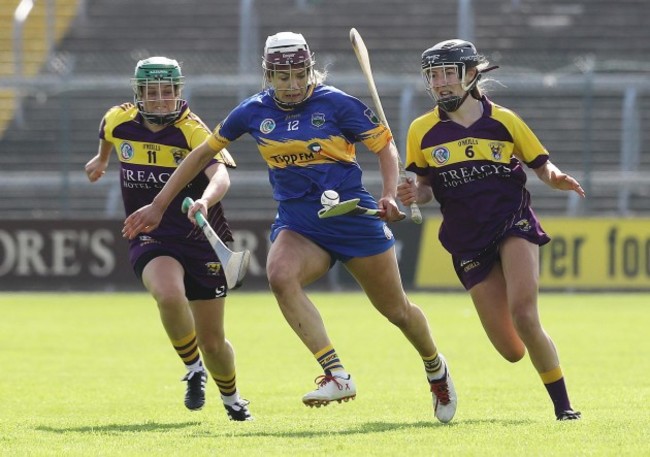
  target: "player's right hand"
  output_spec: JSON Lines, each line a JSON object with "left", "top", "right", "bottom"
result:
{"left": 378, "top": 196, "right": 406, "bottom": 222}
{"left": 84, "top": 155, "right": 107, "bottom": 182}
{"left": 397, "top": 177, "right": 417, "bottom": 206}
{"left": 187, "top": 198, "right": 209, "bottom": 225}
{"left": 122, "top": 204, "right": 163, "bottom": 239}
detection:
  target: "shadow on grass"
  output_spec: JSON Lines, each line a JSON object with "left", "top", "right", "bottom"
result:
{"left": 236, "top": 420, "right": 443, "bottom": 438}
{"left": 36, "top": 421, "right": 202, "bottom": 435}
{"left": 236, "top": 418, "right": 533, "bottom": 438}
{"left": 36, "top": 418, "right": 533, "bottom": 437}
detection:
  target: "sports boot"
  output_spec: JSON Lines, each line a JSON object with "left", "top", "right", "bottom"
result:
{"left": 224, "top": 399, "right": 253, "bottom": 421}
{"left": 556, "top": 409, "right": 581, "bottom": 421}
{"left": 429, "top": 354, "right": 457, "bottom": 423}
{"left": 302, "top": 373, "right": 356, "bottom": 407}
{"left": 181, "top": 368, "right": 207, "bottom": 411}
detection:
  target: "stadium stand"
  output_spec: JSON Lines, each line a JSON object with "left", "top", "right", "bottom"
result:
{"left": 0, "top": 0, "right": 77, "bottom": 136}
{"left": 0, "top": 0, "right": 648, "bottom": 218}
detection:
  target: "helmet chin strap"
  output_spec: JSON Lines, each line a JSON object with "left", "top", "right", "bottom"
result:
{"left": 136, "top": 99, "right": 182, "bottom": 126}
{"left": 142, "top": 112, "right": 178, "bottom": 126}
{"left": 437, "top": 91, "right": 471, "bottom": 112}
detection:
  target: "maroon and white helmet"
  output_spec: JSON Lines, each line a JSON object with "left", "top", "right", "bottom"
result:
{"left": 262, "top": 31, "right": 314, "bottom": 71}
{"left": 262, "top": 32, "right": 315, "bottom": 107}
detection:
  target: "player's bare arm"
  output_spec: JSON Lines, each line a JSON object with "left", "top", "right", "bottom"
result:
{"left": 185, "top": 162, "right": 231, "bottom": 223}
{"left": 534, "top": 161, "right": 586, "bottom": 197}
{"left": 85, "top": 139, "right": 113, "bottom": 182}
{"left": 376, "top": 142, "right": 405, "bottom": 222}
{"left": 122, "top": 139, "right": 219, "bottom": 238}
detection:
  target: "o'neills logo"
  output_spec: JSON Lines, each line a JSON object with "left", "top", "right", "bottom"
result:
{"left": 460, "top": 259, "right": 480, "bottom": 272}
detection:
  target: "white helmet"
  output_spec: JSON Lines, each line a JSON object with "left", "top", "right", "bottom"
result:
{"left": 262, "top": 32, "right": 315, "bottom": 107}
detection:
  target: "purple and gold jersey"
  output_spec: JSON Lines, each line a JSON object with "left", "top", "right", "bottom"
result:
{"left": 207, "top": 84, "right": 392, "bottom": 202}
{"left": 406, "top": 96, "right": 549, "bottom": 257}
{"left": 100, "top": 102, "right": 233, "bottom": 241}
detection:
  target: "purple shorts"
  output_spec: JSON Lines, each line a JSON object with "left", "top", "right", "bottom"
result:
{"left": 451, "top": 213, "right": 550, "bottom": 290}
{"left": 129, "top": 234, "right": 227, "bottom": 300}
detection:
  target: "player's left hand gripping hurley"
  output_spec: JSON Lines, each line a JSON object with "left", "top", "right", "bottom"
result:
{"left": 182, "top": 197, "right": 250, "bottom": 290}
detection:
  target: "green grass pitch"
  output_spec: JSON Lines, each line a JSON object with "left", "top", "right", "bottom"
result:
{"left": 1, "top": 292, "right": 648, "bottom": 456}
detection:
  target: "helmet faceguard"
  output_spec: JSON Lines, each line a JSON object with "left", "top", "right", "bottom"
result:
{"left": 262, "top": 32, "right": 315, "bottom": 109}
{"left": 131, "top": 57, "right": 185, "bottom": 126}
{"left": 421, "top": 40, "right": 483, "bottom": 112}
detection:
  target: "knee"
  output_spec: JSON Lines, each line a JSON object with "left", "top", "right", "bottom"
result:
{"left": 266, "top": 264, "right": 285, "bottom": 291}
{"left": 198, "top": 335, "right": 228, "bottom": 358}
{"left": 267, "top": 266, "right": 296, "bottom": 299}
{"left": 379, "top": 301, "right": 410, "bottom": 328}
{"left": 510, "top": 305, "right": 539, "bottom": 336}
{"left": 152, "top": 289, "right": 186, "bottom": 312}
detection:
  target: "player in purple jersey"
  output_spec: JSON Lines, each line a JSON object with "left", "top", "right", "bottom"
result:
{"left": 123, "top": 32, "right": 457, "bottom": 423}
{"left": 398, "top": 39, "right": 585, "bottom": 421}
{"left": 85, "top": 57, "right": 251, "bottom": 421}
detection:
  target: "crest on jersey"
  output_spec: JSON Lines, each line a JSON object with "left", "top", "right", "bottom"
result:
{"left": 311, "top": 112, "right": 326, "bottom": 128}
{"left": 120, "top": 142, "right": 134, "bottom": 161}
{"left": 489, "top": 142, "right": 504, "bottom": 161}
{"left": 515, "top": 218, "right": 531, "bottom": 232}
{"left": 260, "top": 118, "right": 276, "bottom": 134}
{"left": 171, "top": 148, "right": 186, "bottom": 165}
{"left": 206, "top": 262, "right": 223, "bottom": 275}
{"left": 432, "top": 146, "right": 450, "bottom": 165}
{"left": 363, "top": 108, "right": 380, "bottom": 125}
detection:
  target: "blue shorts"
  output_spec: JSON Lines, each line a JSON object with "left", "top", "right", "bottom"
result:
{"left": 130, "top": 235, "right": 228, "bottom": 300}
{"left": 270, "top": 191, "right": 395, "bottom": 263}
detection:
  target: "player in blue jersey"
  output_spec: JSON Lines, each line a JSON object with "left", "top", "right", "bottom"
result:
{"left": 123, "top": 32, "right": 457, "bottom": 422}
{"left": 85, "top": 57, "right": 252, "bottom": 421}
{"left": 398, "top": 39, "right": 584, "bottom": 421}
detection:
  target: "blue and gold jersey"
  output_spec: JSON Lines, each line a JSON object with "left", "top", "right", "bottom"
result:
{"left": 100, "top": 102, "right": 233, "bottom": 240}
{"left": 207, "top": 84, "right": 392, "bottom": 201}
{"left": 405, "top": 96, "right": 549, "bottom": 256}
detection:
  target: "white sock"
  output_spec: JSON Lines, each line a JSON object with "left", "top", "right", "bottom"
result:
{"left": 427, "top": 363, "right": 446, "bottom": 382}
{"left": 221, "top": 391, "right": 241, "bottom": 405}
{"left": 330, "top": 369, "right": 349, "bottom": 379}
{"left": 186, "top": 360, "right": 203, "bottom": 373}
